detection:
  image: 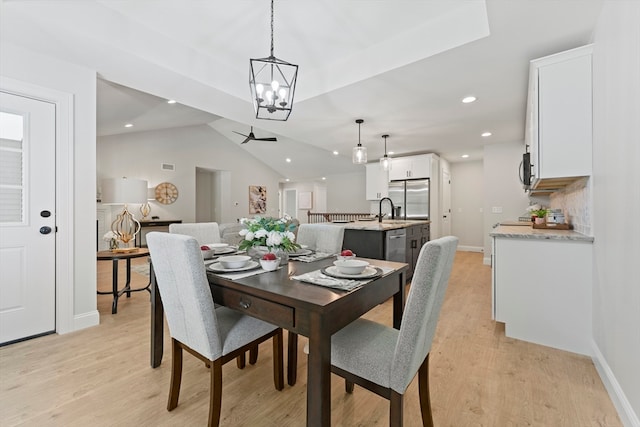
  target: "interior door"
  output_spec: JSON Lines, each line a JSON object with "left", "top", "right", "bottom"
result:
{"left": 0, "top": 91, "right": 56, "bottom": 344}
{"left": 442, "top": 169, "right": 451, "bottom": 236}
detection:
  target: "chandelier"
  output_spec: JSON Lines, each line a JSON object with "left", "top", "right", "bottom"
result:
{"left": 352, "top": 119, "right": 367, "bottom": 164}
{"left": 249, "top": 0, "right": 298, "bottom": 121}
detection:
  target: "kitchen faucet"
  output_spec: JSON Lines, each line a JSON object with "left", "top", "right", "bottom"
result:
{"left": 379, "top": 197, "right": 395, "bottom": 222}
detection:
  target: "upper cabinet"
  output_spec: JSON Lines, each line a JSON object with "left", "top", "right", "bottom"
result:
{"left": 365, "top": 163, "right": 389, "bottom": 200}
{"left": 388, "top": 154, "right": 432, "bottom": 181}
{"left": 526, "top": 45, "right": 593, "bottom": 191}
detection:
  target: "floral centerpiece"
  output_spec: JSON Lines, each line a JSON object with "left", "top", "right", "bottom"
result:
{"left": 238, "top": 216, "right": 299, "bottom": 264}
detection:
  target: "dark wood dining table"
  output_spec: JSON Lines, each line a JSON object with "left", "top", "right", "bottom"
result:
{"left": 149, "top": 256, "right": 408, "bottom": 427}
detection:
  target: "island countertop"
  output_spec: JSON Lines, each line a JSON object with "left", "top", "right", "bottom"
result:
{"left": 490, "top": 225, "right": 594, "bottom": 242}
{"left": 343, "top": 219, "right": 431, "bottom": 231}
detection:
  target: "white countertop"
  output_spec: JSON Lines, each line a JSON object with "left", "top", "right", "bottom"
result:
{"left": 343, "top": 219, "right": 430, "bottom": 231}
{"left": 490, "top": 225, "right": 594, "bottom": 242}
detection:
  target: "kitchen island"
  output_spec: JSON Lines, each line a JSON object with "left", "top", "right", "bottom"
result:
{"left": 490, "top": 225, "right": 594, "bottom": 355}
{"left": 342, "top": 219, "right": 430, "bottom": 280}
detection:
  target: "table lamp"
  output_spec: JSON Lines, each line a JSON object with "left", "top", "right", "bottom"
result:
{"left": 101, "top": 177, "right": 148, "bottom": 247}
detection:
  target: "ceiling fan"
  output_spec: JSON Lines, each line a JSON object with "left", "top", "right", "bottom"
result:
{"left": 233, "top": 126, "right": 277, "bottom": 144}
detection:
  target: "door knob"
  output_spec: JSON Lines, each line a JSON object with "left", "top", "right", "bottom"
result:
{"left": 39, "top": 226, "right": 52, "bottom": 235}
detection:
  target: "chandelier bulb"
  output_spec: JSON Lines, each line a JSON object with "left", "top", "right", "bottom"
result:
{"left": 278, "top": 88, "right": 287, "bottom": 99}
{"left": 271, "top": 80, "right": 280, "bottom": 91}
{"left": 256, "top": 84, "right": 264, "bottom": 96}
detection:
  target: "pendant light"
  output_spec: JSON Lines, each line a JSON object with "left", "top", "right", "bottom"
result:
{"left": 249, "top": 0, "right": 298, "bottom": 121}
{"left": 380, "top": 134, "right": 392, "bottom": 171}
{"left": 352, "top": 119, "right": 367, "bottom": 164}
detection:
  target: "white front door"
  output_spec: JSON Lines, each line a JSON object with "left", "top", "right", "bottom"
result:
{"left": 0, "top": 91, "right": 56, "bottom": 344}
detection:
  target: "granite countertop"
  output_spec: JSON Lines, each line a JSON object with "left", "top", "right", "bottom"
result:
{"left": 343, "top": 219, "right": 430, "bottom": 231}
{"left": 490, "top": 225, "right": 594, "bottom": 242}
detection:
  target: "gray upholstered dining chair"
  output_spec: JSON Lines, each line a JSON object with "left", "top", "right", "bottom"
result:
{"left": 330, "top": 236, "right": 458, "bottom": 426}
{"left": 146, "top": 232, "right": 284, "bottom": 427}
{"left": 169, "top": 222, "right": 221, "bottom": 245}
{"left": 296, "top": 223, "right": 345, "bottom": 254}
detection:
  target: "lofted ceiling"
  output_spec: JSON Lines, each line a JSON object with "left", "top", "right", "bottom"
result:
{"left": 1, "top": 0, "right": 604, "bottom": 182}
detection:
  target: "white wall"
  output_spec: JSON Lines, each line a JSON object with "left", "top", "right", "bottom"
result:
{"left": 451, "top": 160, "right": 485, "bottom": 251}
{"left": 591, "top": 2, "right": 640, "bottom": 424}
{"left": 482, "top": 141, "right": 531, "bottom": 262}
{"left": 1, "top": 43, "right": 98, "bottom": 331}
{"left": 326, "top": 172, "right": 370, "bottom": 213}
{"left": 97, "top": 125, "right": 283, "bottom": 224}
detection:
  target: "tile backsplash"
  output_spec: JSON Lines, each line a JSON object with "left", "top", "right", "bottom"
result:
{"left": 550, "top": 177, "right": 591, "bottom": 235}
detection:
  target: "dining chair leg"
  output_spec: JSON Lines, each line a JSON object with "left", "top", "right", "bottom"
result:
{"left": 249, "top": 344, "right": 259, "bottom": 365}
{"left": 389, "top": 391, "right": 404, "bottom": 427}
{"left": 345, "top": 380, "right": 354, "bottom": 394}
{"left": 168, "top": 338, "right": 183, "bottom": 411}
{"left": 208, "top": 359, "right": 223, "bottom": 427}
{"left": 273, "top": 329, "right": 284, "bottom": 390}
{"left": 236, "top": 353, "right": 246, "bottom": 369}
{"left": 418, "top": 354, "right": 434, "bottom": 427}
{"left": 287, "top": 331, "right": 298, "bottom": 386}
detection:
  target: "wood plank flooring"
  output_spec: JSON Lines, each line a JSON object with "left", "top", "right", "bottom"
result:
{"left": 0, "top": 251, "right": 621, "bottom": 426}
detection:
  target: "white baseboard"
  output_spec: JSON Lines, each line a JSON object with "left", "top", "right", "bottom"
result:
{"left": 483, "top": 257, "right": 491, "bottom": 265}
{"left": 458, "top": 245, "right": 484, "bottom": 253}
{"left": 592, "top": 341, "right": 640, "bottom": 427}
{"left": 71, "top": 310, "right": 100, "bottom": 333}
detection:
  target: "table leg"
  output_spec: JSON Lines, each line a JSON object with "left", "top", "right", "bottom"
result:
{"left": 111, "top": 259, "right": 119, "bottom": 314}
{"left": 125, "top": 258, "right": 132, "bottom": 298}
{"left": 287, "top": 331, "right": 298, "bottom": 386}
{"left": 150, "top": 263, "right": 164, "bottom": 368}
{"left": 306, "top": 312, "right": 331, "bottom": 427}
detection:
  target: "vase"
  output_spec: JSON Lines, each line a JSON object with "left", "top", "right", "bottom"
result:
{"left": 534, "top": 217, "right": 545, "bottom": 224}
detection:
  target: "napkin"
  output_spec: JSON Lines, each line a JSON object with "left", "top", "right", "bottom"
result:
{"left": 291, "top": 269, "right": 367, "bottom": 291}
{"left": 211, "top": 267, "right": 279, "bottom": 280}
{"left": 292, "top": 252, "right": 334, "bottom": 263}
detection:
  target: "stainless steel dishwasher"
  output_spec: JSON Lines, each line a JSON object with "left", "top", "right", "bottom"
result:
{"left": 385, "top": 229, "right": 406, "bottom": 262}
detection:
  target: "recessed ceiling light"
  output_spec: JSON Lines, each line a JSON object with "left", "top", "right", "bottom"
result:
{"left": 461, "top": 154, "right": 470, "bottom": 158}
{"left": 333, "top": 151, "right": 339, "bottom": 155}
{"left": 321, "top": 177, "right": 326, "bottom": 180}
{"left": 481, "top": 132, "right": 492, "bottom": 137}
{"left": 124, "top": 123, "right": 133, "bottom": 128}
{"left": 285, "top": 158, "right": 292, "bottom": 163}
{"left": 388, "top": 151, "right": 395, "bottom": 155}
{"left": 285, "top": 178, "right": 290, "bottom": 182}
{"left": 167, "top": 99, "right": 177, "bottom": 104}
{"left": 462, "top": 96, "right": 476, "bottom": 104}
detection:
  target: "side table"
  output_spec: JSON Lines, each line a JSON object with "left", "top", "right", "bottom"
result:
{"left": 97, "top": 248, "right": 150, "bottom": 314}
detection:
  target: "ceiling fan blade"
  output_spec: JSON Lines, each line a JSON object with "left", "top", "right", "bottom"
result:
{"left": 240, "top": 136, "right": 252, "bottom": 144}
{"left": 233, "top": 130, "right": 249, "bottom": 138}
{"left": 253, "top": 137, "right": 278, "bottom": 142}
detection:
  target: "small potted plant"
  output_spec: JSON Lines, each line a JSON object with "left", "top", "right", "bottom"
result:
{"left": 532, "top": 208, "right": 548, "bottom": 224}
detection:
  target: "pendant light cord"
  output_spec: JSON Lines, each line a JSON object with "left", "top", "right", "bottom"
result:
{"left": 270, "top": 0, "right": 275, "bottom": 58}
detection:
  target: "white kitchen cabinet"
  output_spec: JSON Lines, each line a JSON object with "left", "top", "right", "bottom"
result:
{"left": 365, "top": 163, "right": 388, "bottom": 200}
{"left": 388, "top": 154, "right": 432, "bottom": 181}
{"left": 526, "top": 45, "right": 592, "bottom": 189}
{"left": 492, "top": 236, "right": 592, "bottom": 356}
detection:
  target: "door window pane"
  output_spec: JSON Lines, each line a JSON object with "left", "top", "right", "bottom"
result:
{"left": 0, "top": 112, "right": 24, "bottom": 223}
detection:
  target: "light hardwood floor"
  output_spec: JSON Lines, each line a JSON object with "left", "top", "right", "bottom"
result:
{"left": 0, "top": 252, "right": 621, "bottom": 426}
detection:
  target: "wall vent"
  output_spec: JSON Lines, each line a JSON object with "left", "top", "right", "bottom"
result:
{"left": 161, "top": 163, "right": 175, "bottom": 171}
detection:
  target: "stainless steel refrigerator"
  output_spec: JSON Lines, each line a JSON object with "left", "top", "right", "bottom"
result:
{"left": 388, "top": 178, "right": 430, "bottom": 220}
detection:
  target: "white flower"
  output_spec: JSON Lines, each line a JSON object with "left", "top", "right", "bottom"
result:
{"left": 266, "top": 230, "right": 283, "bottom": 247}
{"left": 239, "top": 229, "right": 248, "bottom": 236}
{"left": 285, "top": 230, "right": 296, "bottom": 241}
{"left": 245, "top": 231, "right": 255, "bottom": 241}
{"left": 103, "top": 231, "right": 117, "bottom": 242}
{"left": 255, "top": 229, "right": 268, "bottom": 239}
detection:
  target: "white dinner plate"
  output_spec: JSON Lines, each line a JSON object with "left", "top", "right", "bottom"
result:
{"left": 321, "top": 266, "right": 383, "bottom": 280}
{"left": 212, "top": 246, "right": 237, "bottom": 255}
{"left": 207, "top": 260, "right": 259, "bottom": 273}
{"left": 288, "top": 248, "right": 313, "bottom": 257}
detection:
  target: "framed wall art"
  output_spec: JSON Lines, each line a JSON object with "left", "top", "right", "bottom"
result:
{"left": 249, "top": 185, "right": 267, "bottom": 214}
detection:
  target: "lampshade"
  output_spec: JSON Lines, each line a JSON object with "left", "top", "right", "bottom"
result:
{"left": 101, "top": 177, "right": 148, "bottom": 205}
{"left": 352, "top": 119, "right": 367, "bottom": 164}
{"left": 249, "top": 0, "right": 298, "bottom": 121}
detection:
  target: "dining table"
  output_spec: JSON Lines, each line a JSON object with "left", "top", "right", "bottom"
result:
{"left": 149, "top": 254, "right": 408, "bottom": 427}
